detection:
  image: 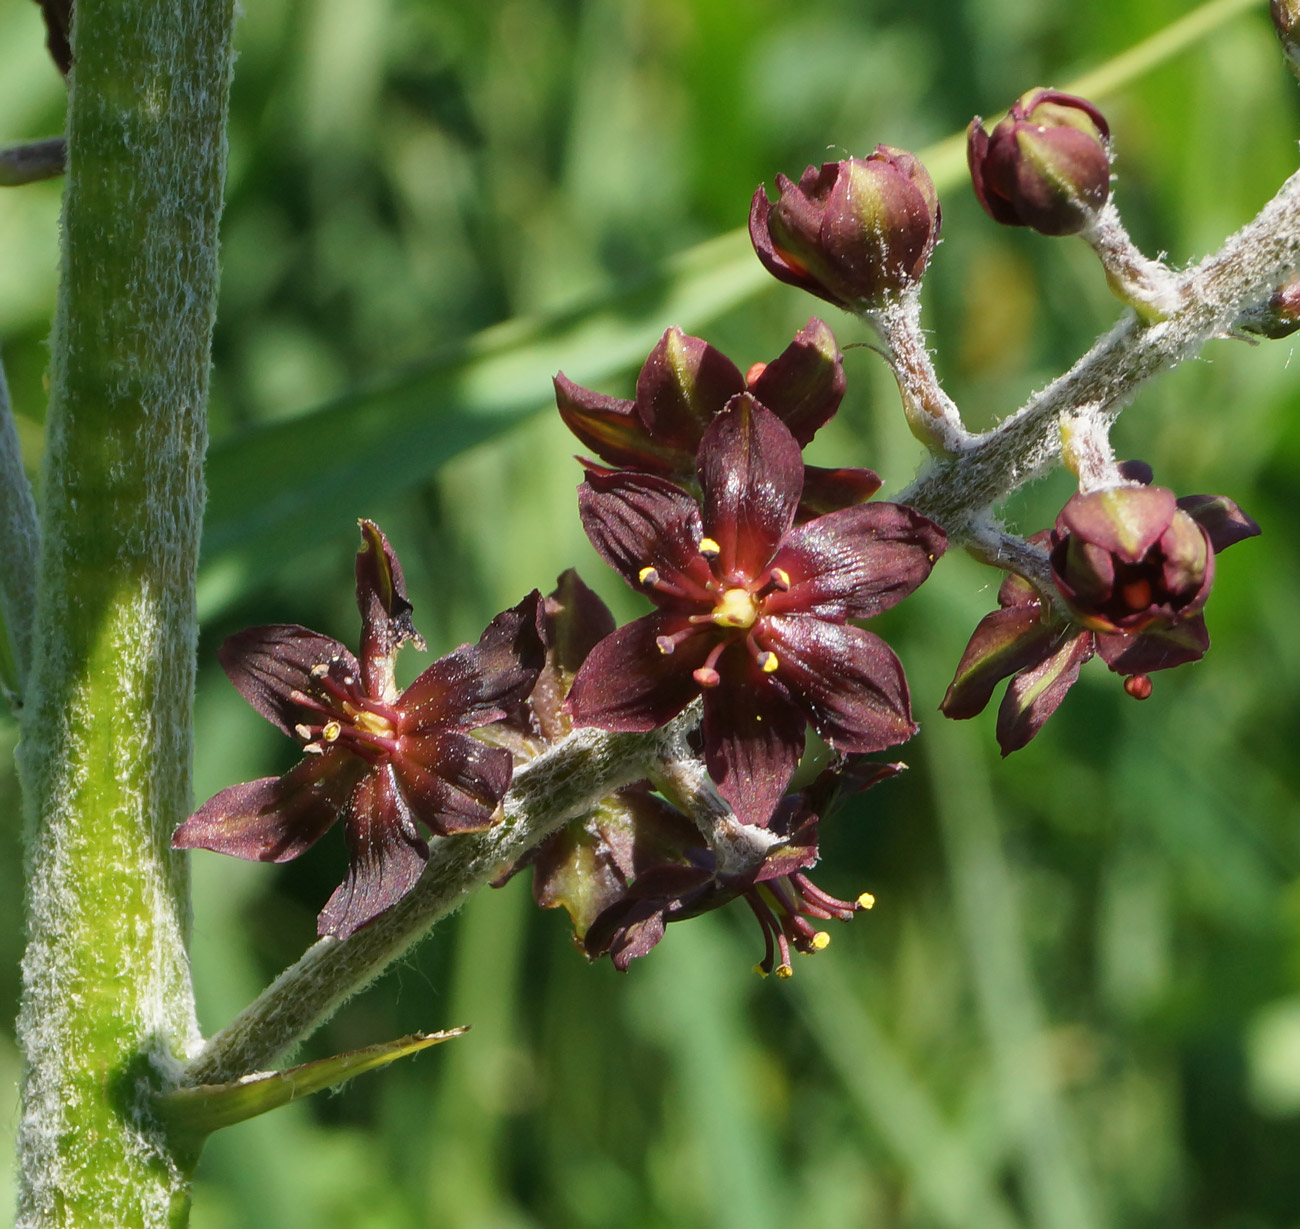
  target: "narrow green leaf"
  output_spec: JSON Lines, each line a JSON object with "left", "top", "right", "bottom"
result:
{"left": 155, "top": 1028, "right": 467, "bottom": 1137}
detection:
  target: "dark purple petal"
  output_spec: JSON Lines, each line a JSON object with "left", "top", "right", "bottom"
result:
{"left": 355, "top": 520, "right": 424, "bottom": 697}
{"left": 768, "top": 502, "right": 946, "bottom": 620}
{"left": 392, "top": 730, "right": 512, "bottom": 835}
{"left": 400, "top": 592, "right": 545, "bottom": 733}
{"left": 635, "top": 327, "right": 745, "bottom": 451}
{"left": 554, "top": 373, "right": 683, "bottom": 473}
{"left": 1056, "top": 486, "right": 1177, "bottom": 562}
{"left": 219, "top": 625, "right": 359, "bottom": 737}
{"left": 698, "top": 395, "right": 803, "bottom": 580}
{"left": 586, "top": 897, "right": 670, "bottom": 970}
{"left": 996, "top": 629, "right": 1095, "bottom": 754}
{"left": 940, "top": 605, "right": 1063, "bottom": 720}
{"left": 797, "top": 465, "right": 883, "bottom": 519}
{"left": 1176, "top": 494, "right": 1262, "bottom": 554}
{"left": 565, "top": 613, "right": 712, "bottom": 730}
{"left": 577, "top": 469, "right": 712, "bottom": 601}
{"left": 172, "top": 751, "right": 363, "bottom": 862}
{"left": 1095, "top": 617, "right": 1211, "bottom": 674}
{"left": 318, "top": 764, "right": 430, "bottom": 939}
{"left": 748, "top": 318, "right": 845, "bottom": 445}
{"left": 702, "top": 672, "right": 806, "bottom": 826}
{"left": 765, "top": 616, "right": 917, "bottom": 752}
{"left": 749, "top": 182, "right": 837, "bottom": 304}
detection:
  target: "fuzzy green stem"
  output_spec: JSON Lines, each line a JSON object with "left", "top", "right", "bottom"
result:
{"left": 14, "top": 3, "right": 235, "bottom": 1226}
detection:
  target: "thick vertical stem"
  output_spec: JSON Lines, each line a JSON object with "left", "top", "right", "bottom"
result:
{"left": 14, "top": 3, "right": 235, "bottom": 1225}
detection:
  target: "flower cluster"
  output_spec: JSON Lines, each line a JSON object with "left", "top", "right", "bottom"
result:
{"left": 174, "top": 522, "right": 545, "bottom": 938}
{"left": 942, "top": 471, "right": 1259, "bottom": 753}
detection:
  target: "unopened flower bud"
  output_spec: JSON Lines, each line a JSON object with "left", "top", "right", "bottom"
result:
{"left": 749, "top": 147, "right": 941, "bottom": 311}
{"left": 1049, "top": 486, "right": 1211, "bottom": 634}
{"left": 968, "top": 89, "right": 1111, "bottom": 237}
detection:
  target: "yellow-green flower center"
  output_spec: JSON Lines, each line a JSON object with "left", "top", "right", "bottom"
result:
{"left": 712, "top": 587, "right": 759, "bottom": 629}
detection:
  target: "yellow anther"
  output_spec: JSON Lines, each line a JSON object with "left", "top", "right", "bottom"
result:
{"left": 857, "top": 892, "right": 876, "bottom": 910}
{"left": 752, "top": 963, "right": 769, "bottom": 979}
{"left": 638, "top": 566, "right": 659, "bottom": 586}
{"left": 775, "top": 963, "right": 794, "bottom": 980}
{"left": 698, "top": 537, "right": 721, "bottom": 558}
{"left": 811, "top": 931, "right": 831, "bottom": 951}
{"left": 771, "top": 567, "right": 791, "bottom": 588}
{"left": 712, "top": 587, "right": 758, "bottom": 629}
{"left": 310, "top": 663, "right": 330, "bottom": 678}
{"left": 758, "top": 651, "right": 779, "bottom": 674}
{"left": 322, "top": 721, "right": 342, "bottom": 742}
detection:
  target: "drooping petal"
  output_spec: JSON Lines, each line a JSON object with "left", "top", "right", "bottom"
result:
{"left": 701, "top": 666, "right": 806, "bottom": 826}
{"left": 635, "top": 327, "right": 746, "bottom": 451}
{"left": 565, "top": 613, "right": 713, "bottom": 730}
{"left": 172, "top": 751, "right": 364, "bottom": 862}
{"left": 317, "top": 764, "right": 430, "bottom": 939}
{"left": 1177, "top": 493, "right": 1262, "bottom": 554}
{"left": 996, "top": 629, "right": 1095, "bottom": 754}
{"left": 400, "top": 592, "right": 544, "bottom": 733}
{"left": 391, "top": 730, "right": 512, "bottom": 835}
{"left": 797, "top": 465, "right": 883, "bottom": 518}
{"left": 219, "top": 625, "right": 359, "bottom": 737}
{"left": 554, "top": 373, "right": 682, "bottom": 472}
{"left": 768, "top": 502, "right": 945, "bottom": 620}
{"left": 355, "top": 520, "right": 425, "bottom": 700}
{"left": 766, "top": 616, "right": 917, "bottom": 753}
{"left": 1094, "top": 617, "right": 1211, "bottom": 674}
{"left": 698, "top": 395, "right": 803, "bottom": 580}
{"left": 940, "top": 604, "right": 1061, "bottom": 720}
{"left": 748, "top": 318, "right": 845, "bottom": 445}
{"left": 577, "top": 469, "right": 712, "bottom": 600}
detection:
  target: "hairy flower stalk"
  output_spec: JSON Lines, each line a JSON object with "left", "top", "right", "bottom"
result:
{"left": 14, "top": 2, "right": 235, "bottom": 1225}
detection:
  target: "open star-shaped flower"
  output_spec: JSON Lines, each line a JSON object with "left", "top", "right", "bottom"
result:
{"left": 173, "top": 521, "right": 544, "bottom": 939}
{"left": 564, "top": 396, "right": 945, "bottom": 824}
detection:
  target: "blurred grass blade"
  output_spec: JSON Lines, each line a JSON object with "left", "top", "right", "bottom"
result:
{"left": 795, "top": 961, "right": 1025, "bottom": 1229}
{"left": 155, "top": 1028, "right": 466, "bottom": 1137}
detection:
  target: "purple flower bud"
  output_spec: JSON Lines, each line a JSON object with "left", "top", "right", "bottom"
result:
{"left": 968, "top": 89, "right": 1111, "bottom": 237}
{"left": 1240, "top": 277, "right": 1300, "bottom": 340}
{"left": 1049, "top": 486, "right": 1212, "bottom": 634}
{"left": 749, "top": 147, "right": 941, "bottom": 311}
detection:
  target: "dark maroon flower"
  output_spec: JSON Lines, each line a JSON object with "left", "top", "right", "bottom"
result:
{"left": 942, "top": 480, "right": 1259, "bottom": 753}
{"left": 173, "top": 522, "right": 545, "bottom": 939}
{"left": 565, "top": 396, "right": 945, "bottom": 824}
{"left": 584, "top": 756, "right": 902, "bottom": 976}
{"left": 31, "top": 0, "right": 72, "bottom": 76}
{"left": 968, "top": 89, "right": 1111, "bottom": 236}
{"left": 555, "top": 320, "right": 875, "bottom": 516}
{"left": 750, "top": 148, "right": 941, "bottom": 311}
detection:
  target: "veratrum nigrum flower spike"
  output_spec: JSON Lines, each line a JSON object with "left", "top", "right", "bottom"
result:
{"left": 968, "top": 89, "right": 1111, "bottom": 237}
{"left": 173, "top": 521, "right": 545, "bottom": 939}
{"left": 749, "top": 147, "right": 941, "bottom": 311}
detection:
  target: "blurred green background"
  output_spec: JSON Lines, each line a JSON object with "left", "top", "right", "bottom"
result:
{"left": 4, "top": 0, "right": 1300, "bottom": 1224}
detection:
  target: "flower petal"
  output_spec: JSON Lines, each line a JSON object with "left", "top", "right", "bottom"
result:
{"left": 318, "top": 764, "right": 430, "bottom": 939}
{"left": 996, "top": 629, "right": 1095, "bottom": 754}
{"left": 1095, "top": 617, "right": 1210, "bottom": 674}
{"left": 635, "top": 327, "right": 745, "bottom": 451}
{"left": 554, "top": 373, "right": 682, "bottom": 472}
{"left": 219, "top": 625, "right": 359, "bottom": 737}
{"left": 798, "top": 465, "right": 883, "bottom": 519}
{"left": 702, "top": 667, "right": 806, "bottom": 825}
{"left": 392, "top": 730, "right": 513, "bottom": 835}
{"left": 940, "top": 603, "right": 1060, "bottom": 720}
{"left": 748, "top": 318, "right": 845, "bottom": 446}
{"left": 565, "top": 613, "right": 711, "bottom": 730}
{"left": 400, "top": 592, "right": 544, "bottom": 733}
{"left": 766, "top": 616, "right": 916, "bottom": 752}
{"left": 576, "top": 469, "right": 711, "bottom": 599}
{"left": 698, "top": 394, "right": 802, "bottom": 580}
{"left": 768, "top": 502, "right": 945, "bottom": 620}
{"left": 1176, "top": 493, "right": 1262, "bottom": 554}
{"left": 172, "top": 751, "right": 363, "bottom": 862}
{"left": 355, "top": 520, "right": 425, "bottom": 698}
